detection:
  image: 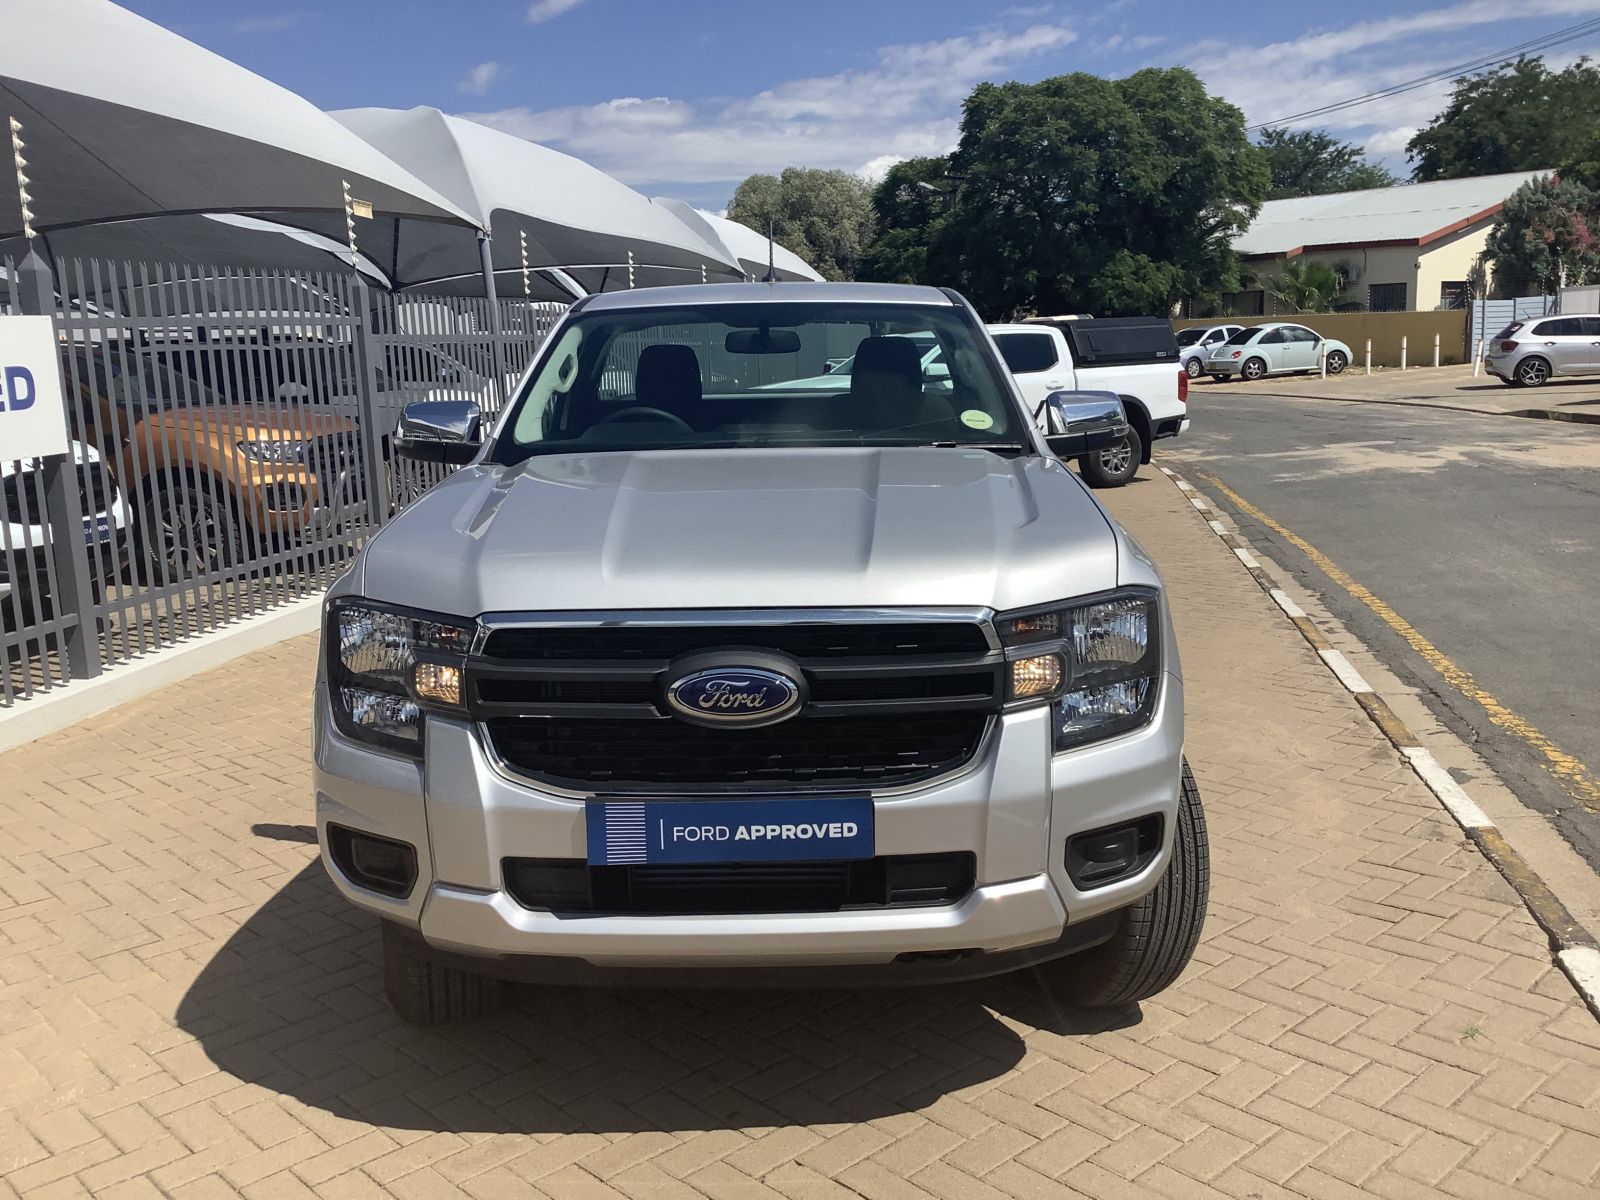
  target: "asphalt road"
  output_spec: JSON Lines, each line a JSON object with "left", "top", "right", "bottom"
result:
{"left": 1164, "top": 386, "right": 1600, "bottom": 871}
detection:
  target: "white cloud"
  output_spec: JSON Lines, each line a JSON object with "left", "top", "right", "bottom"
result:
{"left": 858, "top": 154, "right": 907, "bottom": 182}
{"left": 1188, "top": 0, "right": 1600, "bottom": 168}
{"left": 461, "top": 23, "right": 1076, "bottom": 192}
{"left": 458, "top": 61, "right": 505, "bottom": 96}
{"left": 526, "top": 0, "right": 589, "bottom": 23}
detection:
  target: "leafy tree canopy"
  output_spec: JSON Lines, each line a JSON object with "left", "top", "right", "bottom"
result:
{"left": 726, "top": 167, "right": 875, "bottom": 281}
{"left": 859, "top": 67, "right": 1268, "bottom": 318}
{"left": 1408, "top": 56, "right": 1600, "bottom": 181}
{"left": 1484, "top": 174, "right": 1600, "bottom": 295}
{"left": 1256, "top": 127, "right": 1397, "bottom": 199}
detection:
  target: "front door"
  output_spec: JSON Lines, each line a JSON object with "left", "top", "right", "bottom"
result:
{"left": 1528, "top": 317, "right": 1588, "bottom": 374}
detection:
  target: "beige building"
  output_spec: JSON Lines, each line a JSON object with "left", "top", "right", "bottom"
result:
{"left": 1223, "top": 170, "right": 1548, "bottom": 316}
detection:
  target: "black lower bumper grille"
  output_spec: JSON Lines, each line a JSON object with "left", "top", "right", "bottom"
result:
{"left": 503, "top": 852, "right": 976, "bottom": 914}
{"left": 486, "top": 712, "right": 990, "bottom": 791}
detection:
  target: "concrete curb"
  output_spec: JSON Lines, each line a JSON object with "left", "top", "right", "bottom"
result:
{"left": 0, "top": 595, "right": 322, "bottom": 754}
{"left": 1201, "top": 383, "right": 1600, "bottom": 426}
{"left": 1158, "top": 464, "right": 1600, "bottom": 1022}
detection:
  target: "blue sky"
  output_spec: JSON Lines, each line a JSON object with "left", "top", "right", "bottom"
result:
{"left": 125, "top": 0, "right": 1600, "bottom": 209}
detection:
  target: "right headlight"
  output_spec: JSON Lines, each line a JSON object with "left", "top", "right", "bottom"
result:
{"left": 998, "top": 588, "right": 1162, "bottom": 752}
{"left": 326, "top": 599, "right": 474, "bottom": 756}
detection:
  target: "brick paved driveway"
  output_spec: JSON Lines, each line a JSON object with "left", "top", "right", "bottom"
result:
{"left": 3, "top": 469, "right": 1598, "bottom": 1199}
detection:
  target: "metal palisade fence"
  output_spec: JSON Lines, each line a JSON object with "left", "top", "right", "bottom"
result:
{"left": 0, "top": 252, "right": 565, "bottom": 706}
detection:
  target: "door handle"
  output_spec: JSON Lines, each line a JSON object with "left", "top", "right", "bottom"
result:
{"left": 1544, "top": 341, "right": 1556, "bottom": 346}
{"left": 1045, "top": 380, "right": 1064, "bottom": 388}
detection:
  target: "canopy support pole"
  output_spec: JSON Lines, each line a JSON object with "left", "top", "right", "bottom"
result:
{"left": 479, "top": 231, "right": 508, "bottom": 405}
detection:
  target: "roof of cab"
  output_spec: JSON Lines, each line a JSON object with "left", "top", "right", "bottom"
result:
{"left": 576, "top": 281, "right": 956, "bottom": 312}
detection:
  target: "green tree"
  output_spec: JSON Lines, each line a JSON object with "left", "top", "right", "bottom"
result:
{"left": 1264, "top": 258, "right": 1345, "bottom": 312}
{"left": 1483, "top": 174, "right": 1600, "bottom": 295}
{"left": 726, "top": 167, "right": 875, "bottom": 281}
{"left": 859, "top": 157, "right": 952, "bottom": 284}
{"left": 861, "top": 68, "right": 1266, "bottom": 318}
{"left": 1256, "top": 127, "right": 1397, "bottom": 199}
{"left": 1408, "top": 56, "right": 1600, "bottom": 181}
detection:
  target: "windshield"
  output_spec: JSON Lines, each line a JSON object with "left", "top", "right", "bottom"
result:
{"left": 1175, "top": 328, "right": 1205, "bottom": 347}
{"left": 1223, "top": 327, "right": 1260, "bottom": 346}
{"left": 495, "top": 302, "right": 1023, "bottom": 462}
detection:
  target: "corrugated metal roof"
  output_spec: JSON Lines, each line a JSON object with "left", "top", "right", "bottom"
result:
{"left": 1235, "top": 171, "right": 1551, "bottom": 257}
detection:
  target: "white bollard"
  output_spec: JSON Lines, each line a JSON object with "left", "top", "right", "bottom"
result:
{"left": 1433, "top": 333, "right": 1441, "bottom": 368}
{"left": 1320, "top": 344, "right": 1327, "bottom": 379}
{"left": 1365, "top": 339, "right": 1372, "bottom": 374}
{"left": 1401, "top": 335, "right": 1408, "bottom": 370}
{"left": 1474, "top": 337, "right": 1485, "bottom": 377}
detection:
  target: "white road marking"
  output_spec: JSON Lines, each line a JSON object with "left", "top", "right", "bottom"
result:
{"left": 1317, "top": 647, "right": 1375, "bottom": 694}
{"left": 1402, "top": 745, "right": 1496, "bottom": 829}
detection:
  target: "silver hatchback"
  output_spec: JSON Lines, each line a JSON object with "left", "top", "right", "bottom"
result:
{"left": 1484, "top": 314, "right": 1600, "bottom": 386}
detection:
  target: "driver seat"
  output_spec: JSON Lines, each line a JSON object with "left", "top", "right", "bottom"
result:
{"left": 635, "top": 344, "right": 702, "bottom": 413}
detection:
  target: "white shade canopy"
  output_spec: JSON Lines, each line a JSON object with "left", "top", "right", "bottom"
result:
{"left": 0, "top": 0, "right": 477, "bottom": 243}
{"left": 330, "top": 107, "right": 745, "bottom": 289}
{"left": 654, "top": 200, "right": 823, "bottom": 283}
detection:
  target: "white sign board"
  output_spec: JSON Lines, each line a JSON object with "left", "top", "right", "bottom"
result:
{"left": 0, "top": 315, "right": 68, "bottom": 461}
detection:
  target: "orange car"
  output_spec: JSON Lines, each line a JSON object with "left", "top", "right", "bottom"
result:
{"left": 63, "top": 349, "right": 369, "bottom": 577}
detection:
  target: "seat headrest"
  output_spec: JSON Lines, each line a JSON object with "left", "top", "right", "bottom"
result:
{"left": 849, "top": 336, "right": 924, "bottom": 429}
{"left": 635, "top": 344, "right": 701, "bottom": 409}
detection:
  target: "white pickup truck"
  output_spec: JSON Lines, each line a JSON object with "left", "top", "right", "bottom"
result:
{"left": 988, "top": 318, "right": 1188, "bottom": 487}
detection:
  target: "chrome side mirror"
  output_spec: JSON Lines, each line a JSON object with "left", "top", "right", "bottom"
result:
{"left": 1038, "top": 390, "right": 1129, "bottom": 458}
{"left": 395, "top": 400, "right": 483, "bottom": 465}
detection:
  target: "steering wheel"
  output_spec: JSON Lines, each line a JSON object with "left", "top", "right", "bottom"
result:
{"left": 595, "top": 406, "right": 694, "bottom": 432}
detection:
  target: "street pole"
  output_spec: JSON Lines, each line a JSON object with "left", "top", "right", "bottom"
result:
{"left": 1365, "top": 340, "right": 1371, "bottom": 375}
{"left": 1433, "top": 333, "right": 1440, "bottom": 369}
{"left": 1400, "top": 335, "right": 1408, "bottom": 371}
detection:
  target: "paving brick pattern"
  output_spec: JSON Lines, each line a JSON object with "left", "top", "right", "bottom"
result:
{"left": 3, "top": 468, "right": 1598, "bottom": 1198}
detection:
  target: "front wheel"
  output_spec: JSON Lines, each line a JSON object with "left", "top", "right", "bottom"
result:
{"left": 1184, "top": 357, "right": 1203, "bottom": 379}
{"left": 1325, "top": 350, "right": 1347, "bottom": 375}
{"left": 382, "top": 921, "right": 502, "bottom": 1026}
{"left": 1034, "top": 761, "right": 1209, "bottom": 1008}
{"left": 1078, "top": 425, "right": 1143, "bottom": 489}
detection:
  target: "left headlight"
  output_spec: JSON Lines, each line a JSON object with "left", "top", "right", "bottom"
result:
{"left": 326, "top": 599, "right": 474, "bottom": 756}
{"left": 237, "top": 438, "right": 309, "bottom": 463}
{"left": 998, "top": 588, "right": 1162, "bottom": 752}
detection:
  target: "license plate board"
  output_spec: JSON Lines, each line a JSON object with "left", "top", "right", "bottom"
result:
{"left": 585, "top": 796, "right": 873, "bottom": 866}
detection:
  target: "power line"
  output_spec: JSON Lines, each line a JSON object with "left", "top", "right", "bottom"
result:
{"left": 1247, "top": 15, "right": 1600, "bottom": 132}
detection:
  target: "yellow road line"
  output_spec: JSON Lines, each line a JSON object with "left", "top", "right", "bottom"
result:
{"left": 1194, "top": 469, "right": 1600, "bottom": 812}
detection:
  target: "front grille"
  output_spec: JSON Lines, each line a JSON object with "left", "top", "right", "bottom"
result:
{"left": 503, "top": 852, "right": 976, "bottom": 914}
{"left": 487, "top": 712, "right": 990, "bottom": 791}
{"left": 2, "top": 462, "right": 112, "bottom": 524}
{"left": 482, "top": 622, "right": 991, "bottom": 661}
{"left": 473, "top": 614, "right": 1002, "bottom": 793}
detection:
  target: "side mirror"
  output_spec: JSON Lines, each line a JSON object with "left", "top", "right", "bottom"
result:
{"left": 395, "top": 400, "right": 483, "bottom": 465}
{"left": 1038, "top": 390, "right": 1129, "bottom": 458}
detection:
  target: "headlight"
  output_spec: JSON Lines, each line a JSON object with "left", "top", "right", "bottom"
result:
{"left": 237, "top": 438, "right": 308, "bottom": 463}
{"left": 327, "top": 600, "right": 474, "bottom": 755}
{"left": 998, "top": 588, "right": 1161, "bottom": 751}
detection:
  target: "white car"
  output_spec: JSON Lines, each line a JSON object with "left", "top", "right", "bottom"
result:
{"left": 1176, "top": 324, "right": 1244, "bottom": 379}
{"left": 2, "top": 441, "right": 132, "bottom": 631}
{"left": 988, "top": 319, "right": 1188, "bottom": 487}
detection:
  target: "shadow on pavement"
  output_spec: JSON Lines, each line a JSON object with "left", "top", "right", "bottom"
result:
{"left": 176, "top": 862, "right": 1138, "bottom": 1134}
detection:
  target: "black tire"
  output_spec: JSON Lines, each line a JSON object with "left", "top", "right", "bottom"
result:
{"left": 1078, "top": 424, "right": 1143, "bottom": 489}
{"left": 1514, "top": 356, "right": 1550, "bottom": 387}
{"left": 1210, "top": 374, "right": 1229, "bottom": 383}
{"left": 1036, "top": 760, "right": 1209, "bottom": 1008}
{"left": 142, "top": 476, "right": 247, "bottom": 581}
{"left": 1184, "top": 357, "right": 1203, "bottom": 379}
{"left": 381, "top": 921, "right": 501, "bottom": 1026}
{"left": 1325, "top": 350, "right": 1347, "bottom": 375}
{"left": 1240, "top": 356, "right": 1267, "bottom": 381}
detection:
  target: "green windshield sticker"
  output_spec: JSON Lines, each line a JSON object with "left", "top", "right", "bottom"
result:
{"left": 960, "top": 409, "right": 995, "bottom": 430}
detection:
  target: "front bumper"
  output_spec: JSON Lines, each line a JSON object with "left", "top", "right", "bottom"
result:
{"left": 314, "top": 671, "right": 1185, "bottom": 979}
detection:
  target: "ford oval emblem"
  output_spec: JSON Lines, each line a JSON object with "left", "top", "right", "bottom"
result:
{"left": 666, "top": 666, "right": 803, "bottom": 727}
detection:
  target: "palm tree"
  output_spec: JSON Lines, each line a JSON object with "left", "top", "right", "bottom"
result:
{"left": 1265, "top": 259, "right": 1344, "bottom": 313}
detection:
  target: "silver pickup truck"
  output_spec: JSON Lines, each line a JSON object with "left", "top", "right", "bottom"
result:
{"left": 314, "top": 282, "right": 1208, "bottom": 1024}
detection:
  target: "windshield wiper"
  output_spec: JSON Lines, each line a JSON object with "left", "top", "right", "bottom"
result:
{"left": 928, "top": 441, "right": 1028, "bottom": 453}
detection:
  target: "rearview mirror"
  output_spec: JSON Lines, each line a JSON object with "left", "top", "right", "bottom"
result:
{"left": 395, "top": 399, "right": 483, "bottom": 465}
{"left": 725, "top": 328, "right": 802, "bottom": 355}
{"left": 1038, "top": 391, "right": 1129, "bottom": 458}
